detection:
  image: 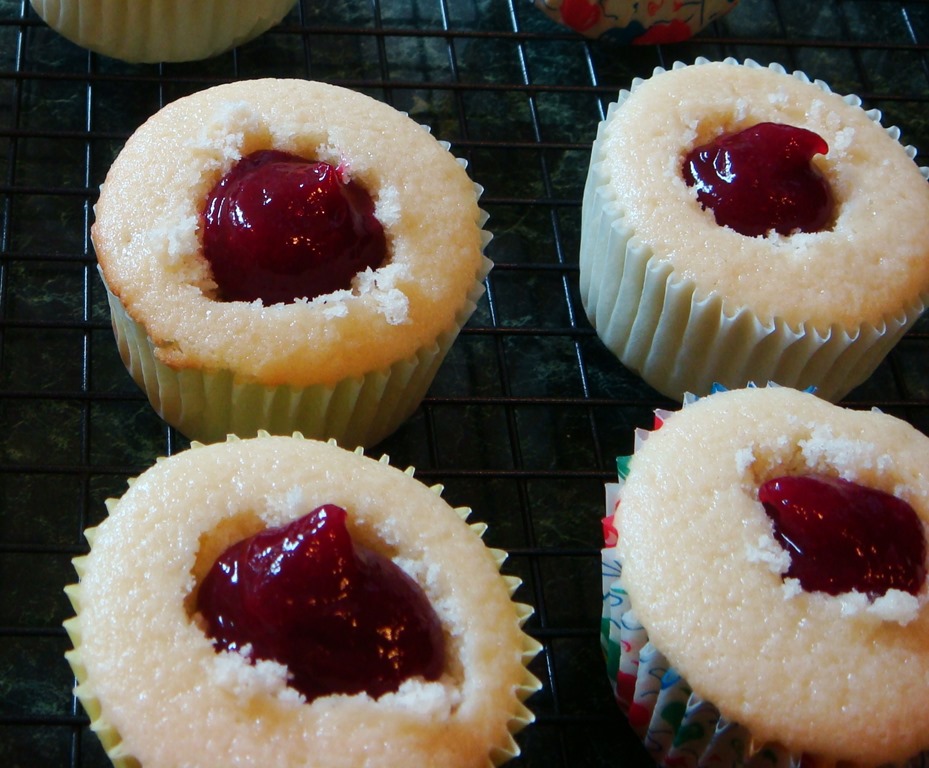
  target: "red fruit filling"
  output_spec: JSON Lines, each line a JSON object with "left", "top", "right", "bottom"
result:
{"left": 201, "top": 149, "right": 387, "bottom": 305}
{"left": 683, "top": 122, "right": 834, "bottom": 237}
{"left": 196, "top": 504, "right": 445, "bottom": 702}
{"left": 759, "top": 474, "right": 926, "bottom": 597}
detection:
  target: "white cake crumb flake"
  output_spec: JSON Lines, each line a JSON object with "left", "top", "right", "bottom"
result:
{"left": 322, "top": 302, "right": 350, "bottom": 319}
{"left": 378, "top": 677, "right": 462, "bottom": 717}
{"left": 767, "top": 90, "right": 789, "bottom": 106}
{"left": 833, "top": 127, "right": 855, "bottom": 153}
{"left": 353, "top": 263, "right": 412, "bottom": 325}
{"left": 209, "top": 644, "right": 305, "bottom": 706}
{"left": 376, "top": 288, "right": 410, "bottom": 325}
{"left": 830, "top": 588, "right": 922, "bottom": 625}
{"left": 160, "top": 215, "right": 201, "bottom": 268}
{"left": 745, "top": 532, "right": 791, "bottom": 574}
{"left": 734, "top": 445, "right": 755, "bottom": 474}
{"left": 264, "top": 485, "right": 308, "bottom": 522}
{"left": 781, "top": 579, "right": 925, "bottom": 627}
{"left": 798, "top": 424, "right": 877, "bottom": 476}
{"left": 304, "top": 289, "right": 353, "bottom": 317}
{"left": 781, "top": 577, "right": 803, "bottom": 599}
{"left": 191, "top": 101, "right": 263, "bottom": 165}
{"left": 865, "top": 589, "right": 922, "bottom": 625}
{"left": 375, "top": 184, "right": 402, "bottom": 227}
{"left": 733, "top": 97, "right": 749, "bottom": 123}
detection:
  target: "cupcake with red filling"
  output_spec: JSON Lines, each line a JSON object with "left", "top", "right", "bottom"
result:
{"left": 580, "top": 58, "right": 929, "bottom": 401}
{"left": 93, "top": 78, "right": 491, "bottom": 447}
{"left": 30, "top": 0, "right": 297, "bottom": 62}
{"left": 64, "top": 433, "right": 540, "bottom": 768}
{"left": 601, "top": 385, "right": 929, "bottom": 767}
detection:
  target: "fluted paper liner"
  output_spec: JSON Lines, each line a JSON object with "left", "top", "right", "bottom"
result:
{"left": 64, "top": 436, "right": 542, "bottom": 768}
{"left": 30, "top": 0, "right": 297, "bottom": 63}
{"left": 102, "top": 250, "right": 491, "bottom": 448}
{"left": 580, "top": 57, "right": 929, "bottom": 403}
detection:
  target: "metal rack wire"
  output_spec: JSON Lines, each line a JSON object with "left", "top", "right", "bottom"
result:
{"left": 1, "top": 0, "right": 927, "bottom": 765}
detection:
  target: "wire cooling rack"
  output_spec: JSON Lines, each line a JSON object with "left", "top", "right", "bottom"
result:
{"left": 1, "top": 0, "right": 928, "bottom": 765}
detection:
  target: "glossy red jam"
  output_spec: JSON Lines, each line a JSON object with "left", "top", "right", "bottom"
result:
{"left": 759, "top": 474, "right": 926, "bottom": 597}
{"left": 196, "top": 504, "right": 445, "bottom": 702}
{"left": 201, "top": 150, "right": 386, "bottom": 305}
{"left": 683, "top": 122, "right": 834, "bottom": 237}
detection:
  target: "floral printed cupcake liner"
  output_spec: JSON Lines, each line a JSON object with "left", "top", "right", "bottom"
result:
{"left": 533, "top": 0, "right": 739, "bottom": 44}
{"left": 600, "top": 389, "right": 929, "bottom": 768}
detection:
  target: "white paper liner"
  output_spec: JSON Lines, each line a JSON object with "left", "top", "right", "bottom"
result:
{"left": 30, "top": 0, "right": 297, "bottom": 63}
{"left": 103, "top": 256, "right": 491, "bottom": 448}
{"left": 579, "top": 57, "right": 929, "bottom": 403}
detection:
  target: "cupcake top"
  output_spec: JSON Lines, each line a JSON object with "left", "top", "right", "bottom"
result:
{"left": 66, "top": 434, "right": 539, "bottom": 768}
{"left": 613, "top": 386, "right": 929, "bottom": 763}
{"left": 594, "top": 58, "right": 929, "bottom": 330}
{"left": 93, "top": 79, "right": 490, "bottom": 387}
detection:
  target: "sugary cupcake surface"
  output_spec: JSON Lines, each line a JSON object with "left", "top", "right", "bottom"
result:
{"left": 612, "top": 386, "right": 929, "bottom": 763}
{"left": 64, "top": 435, "right": 539, "bottom": 768}
{"left": 595, "top": 60, "right": 929, "bottom": 330}
{"left": 92, "top": 78, "right": 487, "bottom": 388}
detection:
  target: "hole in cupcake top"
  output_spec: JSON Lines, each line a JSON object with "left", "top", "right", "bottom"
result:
{"left": 201, "top": 149, "right": 388, "bottom": 305}
{"left": 682, "top": 122, "right": 836, "bottom": 237}
{"left": 758, "top": 473, "right": 927, "bottom": 598}
{"left": 194, "top": 503, "right": 446, "bottom": 703}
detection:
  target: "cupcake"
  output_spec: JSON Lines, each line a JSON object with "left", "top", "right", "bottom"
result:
{"left": 533, "top": 0, "right": 738, "bottom": 44}
{"left": 580, "top": 58, "right": 929, "bottom": 402}
{"left": 64, "top": 433, "right": 541, "bottom": 768}
{"left": 93, "top": 78, "right": 491, "bottom": 448}
{"left": 601, "top": 385, "right": 929, "bottom": 766}
{"left": 29, "top": 0, "right": 297, "bottom": 62}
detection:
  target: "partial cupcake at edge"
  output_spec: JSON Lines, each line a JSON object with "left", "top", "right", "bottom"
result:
{"left": 532, "top": 0, "right": 739, "bottom": 44}
{"left": 29, "top": 0, "right": 298, "bottom": 63}
{"left": 93, "top": 78, "right": 491, "bottom": 448}
{"left": 601, "top": 384, "right": 929, "bottom": 767}
{"left": 64, "top": 433, "right": 541, "bottom": 768}
{"left": 580, "top": 57, "right": 929, "bottom": 402}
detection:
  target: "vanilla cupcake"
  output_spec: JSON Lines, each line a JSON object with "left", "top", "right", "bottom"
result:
{"left": 30, "top": 0, "right": 297, "bottom": 62}
{"left": 93, "top": 78, "right": 491, "bottom": 448}
{"left": 601, "top": 386, "right": 929, "bottom": 766}
{"left": 64, "top": 433, "right": 540, "bottom": 768}
{"left": 580, "top": 58, "right": 929, "bottom": 402}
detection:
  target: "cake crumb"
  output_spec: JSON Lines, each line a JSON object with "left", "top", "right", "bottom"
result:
{"left": 353, "top": 263, "right": 412, "bottom": 325}
{"left": 781, "top": 577, "right": 803, "bottom": 599}
{"left": 192, "top": 101, "right": 263, "bottom": 164}
{"left": 745, "top": 532, "right": 790, "bottom": 574}
{"left": 798, "top": 424, "right": 877, "bottom": 476}
{"left": 767, "top": 90, "right": 789, "bottom": 106}
{"left": 734, "top": 445, "right": 754, "bottom": 474}
{"left": 378, "top": 677, "right": 462, "bottom": 717}
{"left": 376, "top": 184, "right": 402, "bottom": 227}
{"left": 836, "top": 589, "right": 922, "bottom": 625}
{"left": 210, "top": 644, "right": 305, "bottom": 706}
{"left": 833, "top": 127, "right": 855, "bottom": 153}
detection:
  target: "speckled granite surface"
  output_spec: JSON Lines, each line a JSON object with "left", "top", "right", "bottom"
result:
{"left": 1, "top": 0, "right": 928, "bottom": 766}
